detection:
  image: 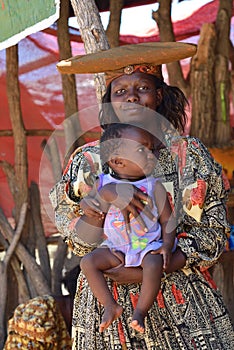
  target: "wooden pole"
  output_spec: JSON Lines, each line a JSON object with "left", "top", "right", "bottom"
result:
{"left": 190, "top": 24, "right": 216, "bottom": 146}
{"left": 70, "top": 0, "right": 110, "bottom": 102}
{"left": 57, "top": 0, "right": 86, "bottom": 151}
{"left": 106, "top": 0, "right": 124, "bottom": 47}
{"left": 0, "top": 204, "right": 27, "bottom": 347}
{"left": 152, "top": 0, "right": 190, "bottom": 97}
{"left": 6, "top": 45, "right": 28, "bottom": 222}
{"left": 214, "top": 0, "right": 232, "bottom": 146}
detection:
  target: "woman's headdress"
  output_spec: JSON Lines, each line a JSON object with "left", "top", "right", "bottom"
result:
{"left": 56, "top": 42, "right": 196, "bottom": 85}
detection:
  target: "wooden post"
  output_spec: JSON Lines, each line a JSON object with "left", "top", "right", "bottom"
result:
{"left": 214, "top": 0, "right": 232, "bottom": 146}
{"left": 6, "top": 45, "right": 28, "bottom": 223}
{"left": 190, "top": 24, "right": 216, "bottom": 146}
{"left": 106, "top": 0, "right": 124, "bottom": 48}
{"left": 70, "top": 0, "right": 110, "bottom": 102}
{"left": 30, "top": 182, "right": 52, "bottom": 288}
{"left": 0, "top": 204, "right": 27, "bottom": 348}
{"left": 57, "top": 0, "right": 86, "bottom": 151}
{"left": 152, "top": 0, "right": 190, "bottom": 97}
{"left": 0, "top": 209, "right": 51, "bottom": 296}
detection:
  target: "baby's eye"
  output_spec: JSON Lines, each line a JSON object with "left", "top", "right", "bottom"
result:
{"left": 138, "top": 147, "right": 145, "bottom": 152}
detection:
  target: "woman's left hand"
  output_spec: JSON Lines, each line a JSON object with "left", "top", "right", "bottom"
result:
{"left": 98, "top": 183, "right": 156, "bottom": 233}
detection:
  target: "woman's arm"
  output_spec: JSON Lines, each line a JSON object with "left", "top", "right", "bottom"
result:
{"left": 153, "top": 180, "right": 176, "bottom": 269}
{"left": 171, "top": 137, "right": 229, "bottom": 269}
{"left": 74, "top": 213, "right": 105, "bottom": 245}
{"left": 49, "top": 142, "right": 103, "bottom": 256}
{"left": 164, "top": 248, "right": 186, "bottom": 273}
{"left": 104, "top": 247, "right": 186, "bottom": 284}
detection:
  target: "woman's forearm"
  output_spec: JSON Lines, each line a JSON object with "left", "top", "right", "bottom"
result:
{"left": 164, "top": 248, "right": 186, "bottom": 274}
{"left": 105, "top": 248, "right": 186, "bottom": 284}
{"left": 75, "top": 215, "right": 105, "bottom": 245}
{"left": 104, "top": 266, "right": 143, "bottom": 284}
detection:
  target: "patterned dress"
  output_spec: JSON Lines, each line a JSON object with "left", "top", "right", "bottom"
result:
{"left": 49, "top": 136, "right": 234, "bottom": 350}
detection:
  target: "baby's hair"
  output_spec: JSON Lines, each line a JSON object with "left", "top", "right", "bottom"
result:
{"left": 100, "top": 123, "right": 150, "bottom": 168}
{"left": 100, "top": 123, "right": 131, "bottom": 167}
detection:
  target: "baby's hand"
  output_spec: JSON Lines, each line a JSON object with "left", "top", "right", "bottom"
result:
{"left": 151, "top": 243, "right": 172, "bottom": 270}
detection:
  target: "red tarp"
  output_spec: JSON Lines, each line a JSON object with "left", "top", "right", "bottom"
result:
{"left": 0, "top": 0, "right": 233, "bottom": 235}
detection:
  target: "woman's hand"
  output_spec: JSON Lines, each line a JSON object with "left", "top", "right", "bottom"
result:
{"left": 104, "top": 250, "right": 143, "bottom": 284}
{"left": 80, "top": 196, "right": 105, "bottom": 220}
{"left": 99, "top": 183, "right": 156, "bottom": 233}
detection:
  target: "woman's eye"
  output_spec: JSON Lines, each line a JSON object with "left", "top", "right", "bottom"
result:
{"left": 138, "top": 86, "right": 148, "bottom": 91}
{"left": 115, "top": 88, "right": 125, "bottom": 95}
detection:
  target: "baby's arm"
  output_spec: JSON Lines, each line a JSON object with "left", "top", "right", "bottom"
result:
{"left": 153, "top": 181, "right": 176, "bottom": 269}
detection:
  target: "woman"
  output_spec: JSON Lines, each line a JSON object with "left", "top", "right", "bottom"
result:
{"left": 50, "top": 42, "right": 234, "bottom": 349}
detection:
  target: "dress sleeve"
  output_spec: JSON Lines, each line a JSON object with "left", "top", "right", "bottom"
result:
{"left": 172, "top": 137, "right": 230, "bottom": 269}
{"left": 49, "top": 141, "right": 102, "bottom": 256}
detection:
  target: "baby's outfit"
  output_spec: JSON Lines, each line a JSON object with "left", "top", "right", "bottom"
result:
{"left": 98, "top": 174, "right": 167, "bottom": 267}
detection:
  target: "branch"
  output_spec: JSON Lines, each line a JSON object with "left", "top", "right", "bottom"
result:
{"left": 0, "top": 160, "right": 16, "bottom": 197}
{"left": 0, "top": 208, "right": 50, "bottom": 294}
{"left": 4, "top": 203, "right": 27, "bottom": 267}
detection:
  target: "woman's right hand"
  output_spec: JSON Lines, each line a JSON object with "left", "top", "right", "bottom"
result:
{"left": 98, "top": 183, "right": 156, "bottom": 233}
{"left": 104, "top": 249, "right": 143, "bottom": 284}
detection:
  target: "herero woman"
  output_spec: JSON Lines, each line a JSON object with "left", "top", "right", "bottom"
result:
{"left": 50, "top": 42, "right": 234, "bottom": 349}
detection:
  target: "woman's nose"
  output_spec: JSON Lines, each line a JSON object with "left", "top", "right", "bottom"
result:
{"left": 126, "top": 89, "right": 139, "bottom": 102}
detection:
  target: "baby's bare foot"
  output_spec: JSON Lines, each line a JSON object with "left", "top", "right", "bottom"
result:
{"left": 99, "top": 303, "right": 123, "bottom": 332}
{"left": 130, "top": 310, "right": 145, "bottom": 333}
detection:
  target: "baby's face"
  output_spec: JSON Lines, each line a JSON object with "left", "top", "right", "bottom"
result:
{"left": 118, "top": 127, "right": 157, "bottom": 179}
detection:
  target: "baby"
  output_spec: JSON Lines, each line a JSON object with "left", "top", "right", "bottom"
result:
{"left": 80, "top": 123, "right": 176, "bottom": 333}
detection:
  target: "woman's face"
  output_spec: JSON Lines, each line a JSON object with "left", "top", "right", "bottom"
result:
{"left": 110, "top": 72, "right": 162, "bottom": 123}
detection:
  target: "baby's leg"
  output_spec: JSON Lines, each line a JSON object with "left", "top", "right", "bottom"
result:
{"left": 80, "top": 248, "right": 123, "bottom": 332}
{"left": 131, "top": 253, "right": 163, "bottom": 333}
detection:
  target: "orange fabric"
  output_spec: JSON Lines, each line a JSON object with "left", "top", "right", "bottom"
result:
{"left": 190, "top": 179, "right": 206, "bottom": 207}
{"left": 129, "top": 292, "right": 139, "bottom": 309}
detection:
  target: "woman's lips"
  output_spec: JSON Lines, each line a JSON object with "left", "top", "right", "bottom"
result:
{"left": 121, "top": 105, "right": 142, "bottom": 111}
